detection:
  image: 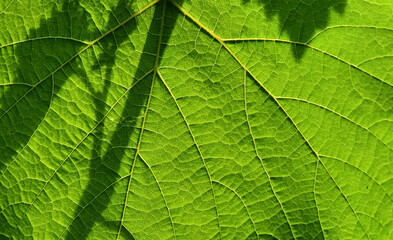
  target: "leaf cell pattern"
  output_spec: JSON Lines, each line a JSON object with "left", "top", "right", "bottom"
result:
{"left": 1, "top": 0, "right": 393, "bottom": 239}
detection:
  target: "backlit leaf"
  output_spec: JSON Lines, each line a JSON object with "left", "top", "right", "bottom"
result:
{"left": 1, "top": 0, "right": 393, "bottom": 239}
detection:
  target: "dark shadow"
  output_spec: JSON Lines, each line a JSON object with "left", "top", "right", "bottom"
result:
{"left": 0, "top": 233, "right": 9, "bottom": 240}
{"left": 0, "top": 0, "right": 351, "bottom": 239}
{"left": 2, "top": 0, "right": 247, "bottom": 238}
{"left": 0, "top": 0, "right": 97, "bottom": 237}
{"left": 64, "top": 0, "right": 180, "bottom": 239}
{"left": 0, "top": 0, "right": 150, "bottom": 238}
{"left": 0, "top": 0, "right": 97, "bottom": 174}
{"left": 243, "top": 0, "right": 347, "bottom": 59}
{"left": 0, "top": 0, "right": 183, "bottom": 238}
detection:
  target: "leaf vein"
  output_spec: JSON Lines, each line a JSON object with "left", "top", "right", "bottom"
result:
{"left": 0, "top": 74, "right": 54, "bottom": 179}
{"left": 158, "top": 69, "right": 222, "bottom": 239}
{"left": 11, "top": 69, "right": 154, "bottom": 235}
{"left": 170, "top": 1, "right": 372, "bottom": 238}
{"left": 116, "top": 1, "right": 167, "bottom": 238}
{"left": 222, "top": 38, "right": 393, "bottom": 88}
{"left": 212, "top": 180, "right": 259, "bottom": 238}
{"left": 138, "top": 153, "right": 176, "bottom": 239}
{"left": 243, "top": 70, "right": 297, "bottom": 239}
{"left": 276, "top": 96, "right": 393, "bottom": 151}
{"left": 0, "top": 0, "right": 160, "bottom": 121}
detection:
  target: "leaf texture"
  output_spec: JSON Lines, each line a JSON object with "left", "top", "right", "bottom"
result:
{"left": 1, "top": 0, "right": 393, "bottom": 239}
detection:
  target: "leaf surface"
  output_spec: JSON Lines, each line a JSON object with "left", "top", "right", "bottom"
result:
{"left": 1, "top": 0, "right": 393, "bottom": 239}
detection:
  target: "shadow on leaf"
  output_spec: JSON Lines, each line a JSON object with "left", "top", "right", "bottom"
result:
{"left": 243, "top": 0, "right": 347, "bottom": 59}
{"left": 64, "top": 1, "right": 178, "bottom": 239}
{"left": 2, "top": 0, "right": 152, "bottom": 238}
{"left": 0, "top": 0, "right": 98, "bottom": 237}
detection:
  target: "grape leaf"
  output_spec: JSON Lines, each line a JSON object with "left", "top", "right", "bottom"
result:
{"left": 1, "top": 0, "right": 393, "bottom": 239}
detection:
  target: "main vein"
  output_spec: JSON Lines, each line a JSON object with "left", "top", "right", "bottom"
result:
{"left": 243, "top": 70, "right": 296, "bottom": 238}
{"left": 158, "top": 69, "right": 222, "bottom": 239}
{"left": 170, "top": 0, "right": 372, "bottom": 238}
{"left": 116, "top": 1, "right": 168, "bottom": 239}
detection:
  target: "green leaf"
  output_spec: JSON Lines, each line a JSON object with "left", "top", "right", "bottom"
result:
{"left": 1, "top": 0, "right": 393, "bottom": 239}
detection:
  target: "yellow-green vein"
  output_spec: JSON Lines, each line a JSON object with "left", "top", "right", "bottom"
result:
{"left": 0, "top": 36, "right": 90, "bottom": 49}
{"left": 170, "top": 1, "right": 371, "bottom": 238}
{"left": 57, "top": 171, "right": 133, "bottom": 240}
{"left": 276, "top": 96, "right": 393, "bottom": 151}
{"left": 243, "top": 70, "right": 297, "bottom": 239}
{"left": 212, "top": 179, "right": 258, "bottom": 239}
{"left": 12, "top": 69, "right": 154, "bottom": 234}
{"left": 158, "top": 69, "right": 222, "bottom": 239}
{"left": 0, "top": 83, "right": 34, "bottom": 87}
{"left": 116, "top": 1, "right": 167, "bottom": 239}
{"left": 0, "top": 74, "right": 54, "bottom": 180}
{"left": 307, "top": 25, "right": 393, "bottom": 44}
{"left": 115, "top": 59, "right": 156, "bottom": 240}
{"left": 320, "top": 154, "right": 393, "bottom": 203}
{"left": 0, "top": 0, "right": 160, "bottom": 121}
{"left": 221, "top": 37, "right": 393, "bottom": 89}
{"left": 139, "top": 153, "right": 176, "bottom": 239}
